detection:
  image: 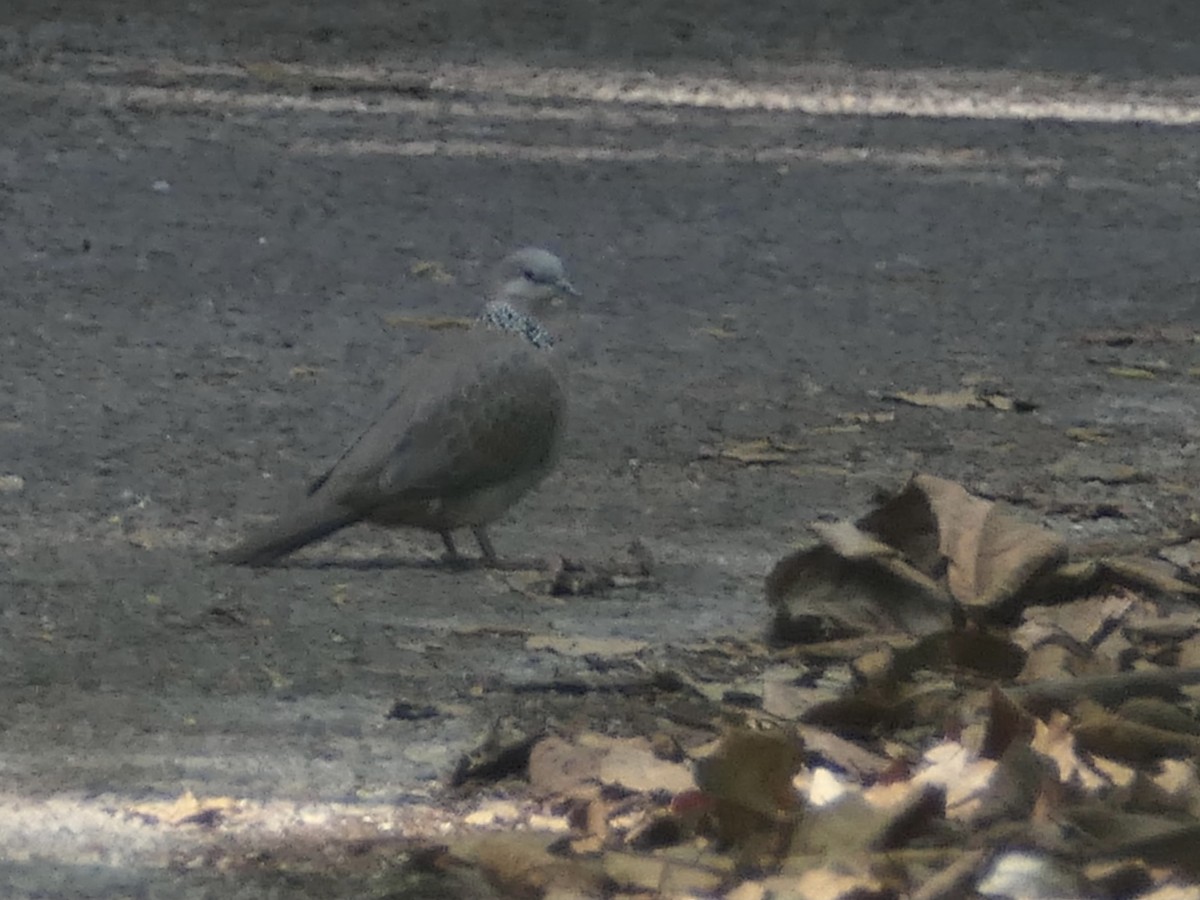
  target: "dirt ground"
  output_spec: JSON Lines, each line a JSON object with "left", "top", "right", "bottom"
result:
{"left": 2, "top": 1, "right": 1200, "bottom": 895}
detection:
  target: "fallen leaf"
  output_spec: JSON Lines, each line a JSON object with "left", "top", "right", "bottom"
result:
{"left": 809, "top": 424, "right": 863, "bottom": 435}
{"left": 409, "top": 259, "right": 456, "bottom": 284}
{"left": 1031, "top": 712, "right": 1107, "bottom": 791}
{"left": 838, "top": 411, "right": 895, "bottom": 424}
{"left": 528, "top": 735, "right": 604, "bottom": 798}
{"left": 787, "top": 463, "right": 854, "bottom": 478}
{"left": 1022, "top": 593, "right": 1135, "bottom": 648}
{"left": 1081, "top": 325, "right": 1200, "bottom": 345}
{"left": 1073, "top": 700, "right": 1200, "bottom": 765}
{"left": 886, "top": 388, "right": 1034, "bottom": 412}
{"left": 595, "top": 736, "right": 695, "bottom": 794}
{"left": 977, "top": 850, "right": 1084, "bottom": 900}
{"left": 1098, "top": 557, "right": 1200, "bottom": 597}
{"left": 793, "top": 781, "right": 944, "bottom": 855}
{"left": 1159, "top": 539, "right": 1200, "bottom": 576}
{"left": 896, "top": 629, "right": 1027, "bottom": 680}
{"left": 859, "top": 475, "right": 1068, "bottom": 614}
{"left": 454, "top": 832, "right": 604, "bottom": 898}
{"left": 381, "top": 312, "right": 473, "bottom": 330}
{"left": 981, "top": 687, "right": 1036, "bottom": 760}
{"left": 463, "top": 799, "right": 523, "bottom": 826}
{"left": 603, "top": 848, "right": 728, "bottom": 896}
{"left": 1049, "top": 455, "right": 1149, "bottom": 485}
{"left": 1065, "top": 427, "right": 1111, "bottom": 444}
{"left": 694, "top": 728, "right": 803, "bottom": 851}
{"left": 797, "top": 726, "right": 893, "bottom": 780}
{"left": 718, "top": 438, "right": 799, "bottom": 464}
{"left": 1107, "top": 366, "right": 1158, "bottom": 380}
{"left": 767, "top": 866, "right": 886, "bottom": 900}
{"left": 765, "top": 531, "right": 954, "bottom": 641}
{"left": 887, "top": 388, "right": 982, "bottom": 410}
{"left": 694, "top": 325, "right": 737, "bottom": 339}
{"left": 127, "top": 791, "right": 241, "bottom": 826}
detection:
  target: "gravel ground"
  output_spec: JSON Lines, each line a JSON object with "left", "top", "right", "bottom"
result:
{"left": 2, "top": 1, "right": 1200, "bottom": 895}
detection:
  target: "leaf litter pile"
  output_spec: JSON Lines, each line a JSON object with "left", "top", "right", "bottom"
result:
{"left": 165, "top": 475, "right": 1200, "bottom": 898}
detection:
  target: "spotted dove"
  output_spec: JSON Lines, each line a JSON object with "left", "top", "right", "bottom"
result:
{"left": 218, "top": 247, "right": 577, "bottom": 566}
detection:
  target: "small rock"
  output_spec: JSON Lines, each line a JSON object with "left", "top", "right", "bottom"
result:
{"left": 0, "top": 474, "right": 25, "bottom": 493}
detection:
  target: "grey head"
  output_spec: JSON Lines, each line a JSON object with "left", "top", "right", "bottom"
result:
{"left": 482, "top": 247, "right": 579, "bottom": 349}
{"left": 492, "top": 247, "right": 579, "bottom": 309}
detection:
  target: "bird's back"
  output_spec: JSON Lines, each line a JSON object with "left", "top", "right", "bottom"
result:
{"left": 312, "top": 327, "right": 565, "bottom": 522}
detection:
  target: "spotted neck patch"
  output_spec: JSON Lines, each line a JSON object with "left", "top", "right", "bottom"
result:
{"left": 480, "top": 301, "right": 554, "bottom": 349}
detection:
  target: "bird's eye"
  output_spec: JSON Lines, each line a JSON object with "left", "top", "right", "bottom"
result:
{"left": 522, "top": 268, "right": 538, "bottom": 281}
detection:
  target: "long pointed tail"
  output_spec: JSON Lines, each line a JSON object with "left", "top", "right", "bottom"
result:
{"left": 216, "top": 500, "right": 362, "bottom": 566}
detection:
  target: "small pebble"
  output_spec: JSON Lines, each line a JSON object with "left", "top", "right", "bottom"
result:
{"left": 0, "top": 474, "right": 25, "bottom": 494}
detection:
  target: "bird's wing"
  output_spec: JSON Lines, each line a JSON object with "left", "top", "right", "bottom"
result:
{"left": 317, "top": 331, "right": 565, "bottom": 511}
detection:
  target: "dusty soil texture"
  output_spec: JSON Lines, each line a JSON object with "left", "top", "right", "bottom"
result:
{"left": 2, "top": 1, "right": 1200, "bottom": 895}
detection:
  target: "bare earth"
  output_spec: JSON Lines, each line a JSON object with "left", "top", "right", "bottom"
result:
{"left": 2, "top": 1, "right": 1200, "bottom": 895}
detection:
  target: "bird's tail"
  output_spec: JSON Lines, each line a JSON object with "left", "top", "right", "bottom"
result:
{"left": 216, "top": 499, "right": 362, "bottom": 567}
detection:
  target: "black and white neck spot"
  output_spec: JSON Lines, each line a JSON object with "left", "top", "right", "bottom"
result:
{"left": 480, "top": 301, "right": 554, "bottom": 349}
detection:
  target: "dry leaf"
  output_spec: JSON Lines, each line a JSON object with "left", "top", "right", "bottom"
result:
{"left": 796, "top": 726, "right": 893, "bottom": 781}
{"left": 694, "top": 325, "right": 738, "bottom": 339}
{"left": 595, "top": 736, "right": 695, "bottom": 795}
{"left": 529, "top": 734, "right": 694, "bottom": 799}
{"left": 793, "top": 781, "right": 943, "bottom": 858}
{"left": 887, "top": 388, "right": 983, "bottom": 410}
{"left": 1065, "top": 427, "right": 1112, "bottom": 444}
{"left": 897, "top": 629, "right": 1027, "bottom": 680}
{"left": 981, "top": 687, "right": 1036, "bottom": 760}
{"left": 603, "top": 849, "right": 728, "bottom": 896}
{"left": 528, "top": 735, "right": 604, "bottom": 798}
{"left": 886, "top": 388, "right": 1033, "bottom": 412}
{"left": 766, "top": 866, "right": 886, "bottom": 899}
{"left": 127, "top": 790, "right": 241, "bottom": 826}
{"left": 1049, "top": 455, "right": 1148, "bottom": 485}
{"left": 1031, "top": 712, "right": 1108, "bottom": 792}
{"left": 766, "top": 521, "right": 954, "bottom": 640}
{"left": 910, "top": 849, "right": 989, "bottom": 900}
{"left": 897, "top": 742, "right": 995, "bottom": 822}
{"left": 694, "top": 728, "right": 803, "bottom": 850}
{"left": 718, "top": 438, "right": 798, "bottom": 464}
{"left": 1098, "top": 557, "right": 1200, "bottom": 597}
{"left": 1107, "top": 366, "right": 1158, "bottom": 380}
{"left": 865, "top": 475, "right": 1068, "bottom": 613}
{"left": 1073, "top": 700, "right": 1200, "bottom": 765}
{"left": 838, "top": 411, "right": 895, "bottom": 424}
{"left": 1065, "top": 806, "right": 1200, "bottom": 876}
{"left": 1159, "top": 539, "right": 1200, "bottom": 577}
{"left": 381, "top": 312, "right": 473, "bottom": 330}
{"left": 409, "top": 259, "right": 456, "bottom": 284}
{"left": 456, "top": 832, "right": 604, "bottom": 897}
{"left": 787, "top": 463, "right": 854, "bottom": 478}
{"left": 1081, "top": 325, "right": 1200, "bottom": 345}
{"left": 1021, "top": 594, "right": 1134, "bottom": 648}
{"left": 977, "top": 851, "right": 1084, "bottom": 900}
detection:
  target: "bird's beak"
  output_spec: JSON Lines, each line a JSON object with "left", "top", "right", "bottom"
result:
{"left": 556, "top": 278, "right": 580, "bottom": 298}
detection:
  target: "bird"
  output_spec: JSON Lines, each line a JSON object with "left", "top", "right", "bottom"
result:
{"left": 217, "top": 247, "right": 579, "bottom": 567}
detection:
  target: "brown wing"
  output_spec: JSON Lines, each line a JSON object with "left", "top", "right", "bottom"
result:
{"left": 317, "top": 330, "right": 564, "bottom": 512}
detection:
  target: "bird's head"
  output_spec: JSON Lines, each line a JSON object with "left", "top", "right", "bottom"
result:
{"left": 493, "top": 247, "right": 579, "bottom": 313}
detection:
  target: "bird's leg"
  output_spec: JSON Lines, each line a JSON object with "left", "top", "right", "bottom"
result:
{"left": 440, "top": 530, "right": 462, "bottom": 562}
{"left": 472, "top": 527, "right": 500, "bottom": 566}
